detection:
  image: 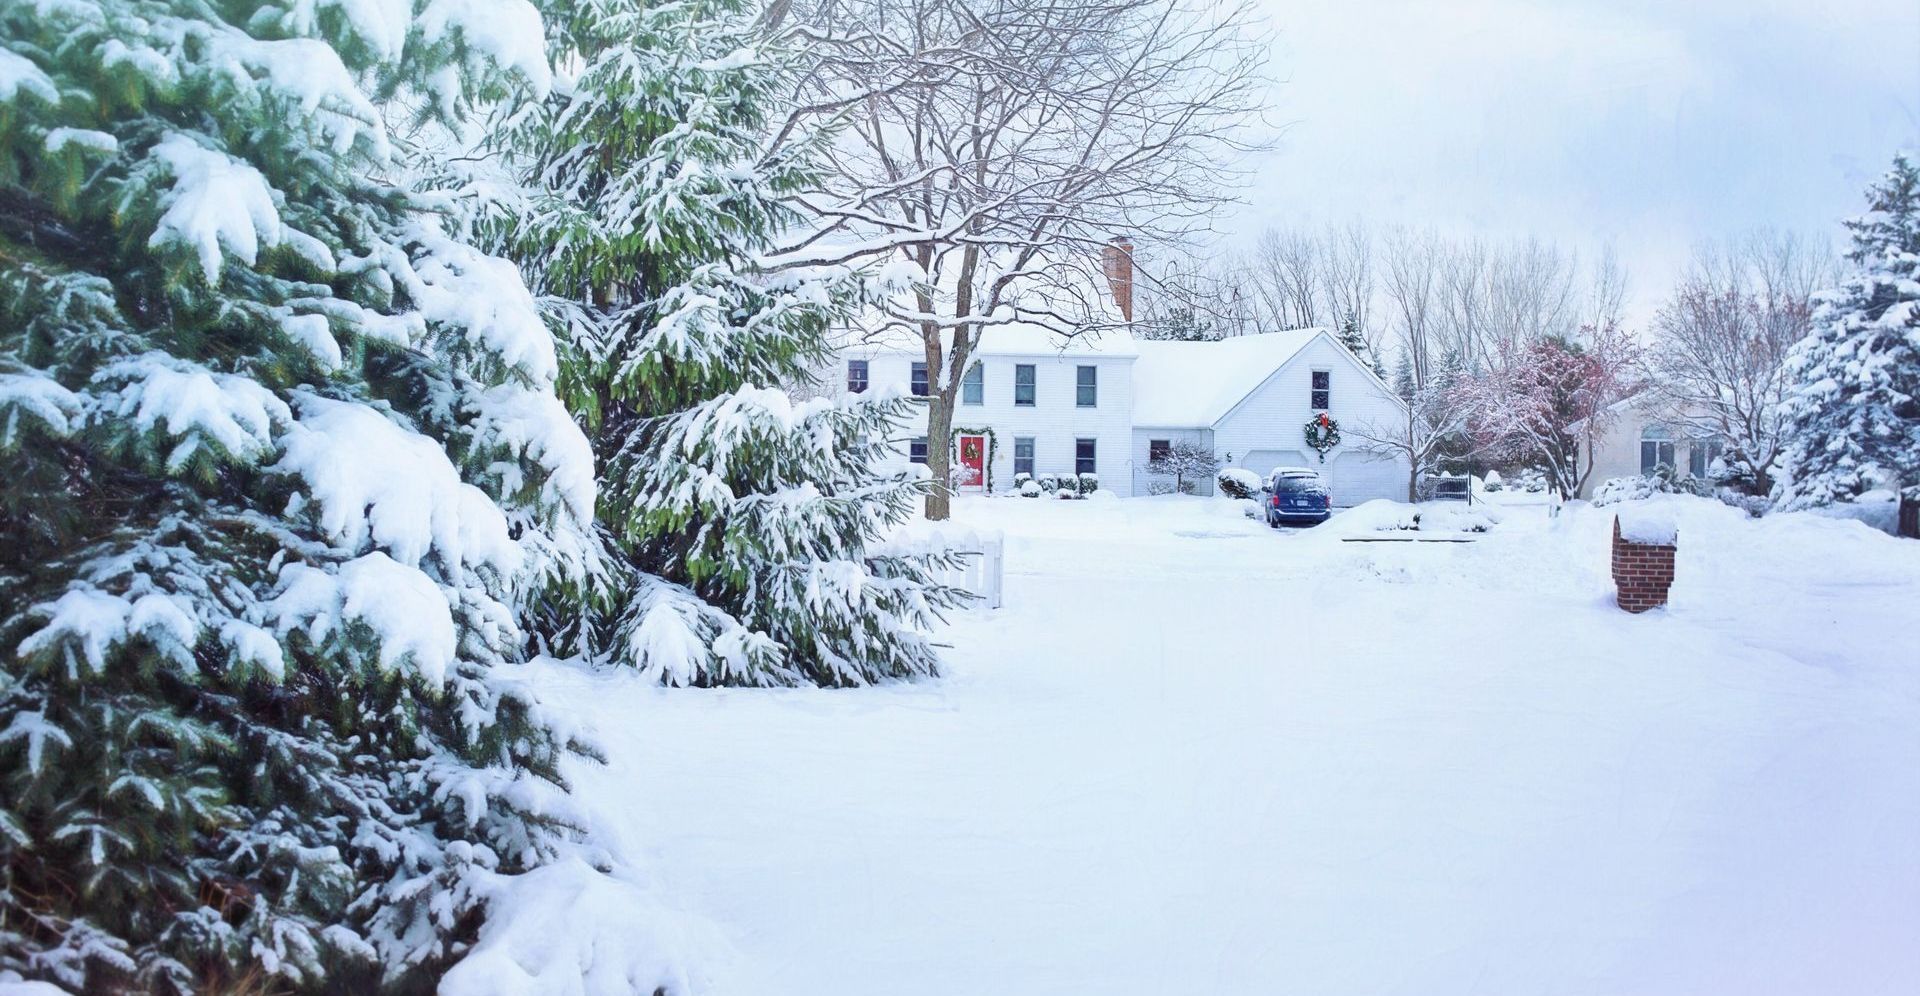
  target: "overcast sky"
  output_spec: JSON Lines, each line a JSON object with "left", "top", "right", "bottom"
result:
{"left": 1225, "top": 0, "right": 1920, "bottom": 322}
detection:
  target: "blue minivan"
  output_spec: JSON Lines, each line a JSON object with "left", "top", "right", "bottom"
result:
{"left": 1265, "top": 467, "right": 1332, "bottom": 527}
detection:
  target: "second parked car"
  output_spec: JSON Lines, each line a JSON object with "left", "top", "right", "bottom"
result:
{"left": 1265, "top": 467, "right": 1332, "bottom": 527}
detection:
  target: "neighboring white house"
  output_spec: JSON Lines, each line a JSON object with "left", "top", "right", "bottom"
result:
{"left": 830, "top": 323, "right": 1414, "bottom": 504}
{"left": 1576, "top": 396, "right": 1729, "bottom": 499}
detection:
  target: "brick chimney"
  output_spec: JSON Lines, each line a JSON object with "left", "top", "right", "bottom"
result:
{"left": 1101, "top": 237, "right": 1134, "bottom": 322}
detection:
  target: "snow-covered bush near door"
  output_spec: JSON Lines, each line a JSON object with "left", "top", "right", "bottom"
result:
{"left": 1019, "top": 480, "right": 1043, "bottom": 497}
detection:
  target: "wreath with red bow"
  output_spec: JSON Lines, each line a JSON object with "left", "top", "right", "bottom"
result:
{"left": 1303, "top": 412, "right": 1341, "bottom": 462}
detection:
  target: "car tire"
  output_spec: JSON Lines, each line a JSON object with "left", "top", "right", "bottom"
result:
{"left": 1267, "top": 512, "right": 1281, "bottom": 529}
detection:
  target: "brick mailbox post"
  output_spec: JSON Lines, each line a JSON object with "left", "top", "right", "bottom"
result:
{"left": 1611, "top": 514, "right": 1676, "bottom": 613}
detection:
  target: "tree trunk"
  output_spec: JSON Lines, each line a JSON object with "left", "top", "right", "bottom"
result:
{"left": 1899, "top": 490, "right": 1919, "bottom": 540}
{"left": 924, "top": 393, "right": 954, "bottom": 521}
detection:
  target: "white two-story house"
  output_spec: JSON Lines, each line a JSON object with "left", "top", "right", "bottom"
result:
{"left": 834, "top": 324, "right": 1138, "bottom": 494}
{"left": 832, "top": 323, "right": 1413, "bottom": 504}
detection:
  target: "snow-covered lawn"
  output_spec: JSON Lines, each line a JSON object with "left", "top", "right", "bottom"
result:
{"left": 530, "top": 495, "right": 1920, "bottom": 996}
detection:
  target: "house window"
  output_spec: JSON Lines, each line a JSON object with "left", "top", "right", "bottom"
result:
{"left": 1075, "top": 438, "right": 1096, "bottom": 475}
{"left": 1014, "top": 364, "right": 1036, "bottom": 406}
{"left": 1013, "top": 436, "right": 1035, "bottom": 477}
{"left": 847, "top": 359, "right": 869, "bottom": 394}
{"left": 1148, "top": 439, "right": 1171, "bottom": 463}
{"left": 1689, "top": 438, "right": 1726, "bottom": 478}
{"left": 1310, "top": 370, "right": 1330, "bottom": 411}
{"left": 962, "top": 362, "right": 984, "bottom": 405}
{"left": 1076, "top": 365, "right": 1097, "bottom": 407}
{"left": 1639, "top": 427, "right": 1675, "bottom": 475}
{"left": 910, "top": 362, "right": 929, "bottom": 397}
{"left": 909, "top": 436, "right": 929, "bottom": 464}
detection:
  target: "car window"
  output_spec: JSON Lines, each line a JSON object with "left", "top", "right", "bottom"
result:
{"left": 1273, "top": 475, "right": 1325, "bottom": 494}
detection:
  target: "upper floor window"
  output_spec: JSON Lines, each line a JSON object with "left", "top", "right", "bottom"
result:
{"left": 1310, "top": 370, "right": 1330, "bottom": 411}
{"left": 1148, "top": 439, "right": 1171, "bottom": 464}
{"left": 847, "top": 359, "right": 869, "bottom": 394}
{"left": 1013, "top": 436, "right": 1035, "bottom": 477}
{"left": 909, "top": 436, "right": 929, "bottom": 464}
{"left": 1075, "top": 438, "right": 1097, "bottom": 475}
{"left": 910, "top": 361, "right": 929, "bottom": 397}
{"left": 962, "top": 362, "right": 984, "bottom": 405}
{"left": 1639, "top": 427, "right": 1675, "bottom": 475}
{"left": 1014, "top": 364, "right": 1036, "bottom": 406}
{"left": 1076, "top": 365, "right": 1097, "bottom": 407}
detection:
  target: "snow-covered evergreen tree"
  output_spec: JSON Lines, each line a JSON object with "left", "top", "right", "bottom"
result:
{"left": 0, "top": 1, "right": 601, "bottom": 990}
{"left": 1775, "top": 155, "right": 1920, "bottom": 532}
{"left": 1335, "top": 311, "right": 1376, "bottom": 373}
{"left": 488, "top": 0, "right": 963, "bottom": 687}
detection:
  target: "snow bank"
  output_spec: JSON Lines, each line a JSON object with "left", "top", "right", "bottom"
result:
{"left": 1808, "top": 490, "right": 1900, "bottom": 535}
{"left": 441, "top": 858, "right": 736, "bottom": 996}
{"left": 1322, "top": 499, "right": 1500, "bottom": 537}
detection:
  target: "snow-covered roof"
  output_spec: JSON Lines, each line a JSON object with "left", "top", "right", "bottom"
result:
{"left": 842, "top": 247, "right": 1137, "bottom": 358}
{"left": 1130, "top": 328, "right": 1326, "bottom": 427}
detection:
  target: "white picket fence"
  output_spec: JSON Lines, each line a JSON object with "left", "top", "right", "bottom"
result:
{"left": 941, "top": 533, "right": 1004, "bottom": 609}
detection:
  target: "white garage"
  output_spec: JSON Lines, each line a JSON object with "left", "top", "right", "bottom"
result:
{"left": 1326, "top": 451, "right": 1408, "bottom": 506}
{"left": 1131, "top": 329, "right": 1415, "bottom": 502}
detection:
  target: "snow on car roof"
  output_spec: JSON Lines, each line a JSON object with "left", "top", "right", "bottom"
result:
{"left": 1131, "top": 328, "right": 1326, "bottom": 427}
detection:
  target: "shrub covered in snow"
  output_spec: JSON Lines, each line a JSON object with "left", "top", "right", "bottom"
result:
{"left": 1216, "top": 467, "right": 1262, "bottom": 500}
{"left": 1013, "top": 472, "right": 1033, "bottom": 490}
{"left": 1078, "top": 473, "right": 1100, "bottom": 495}
{"left": 1019, "top": 480, "right": 1043, "bottom": 498}
{"left": 1593, "top": 471, "right": 1712, "bottom": 507}
{"left": 1482, "top": 470, "right": 1504, "bottom": 492}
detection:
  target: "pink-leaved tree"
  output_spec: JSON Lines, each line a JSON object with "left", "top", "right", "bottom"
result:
{"left": 1457, "top": 323, "right": 1643, "bottom": 499}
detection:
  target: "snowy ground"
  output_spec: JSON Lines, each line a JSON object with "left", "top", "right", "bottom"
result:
{"left": 528, "top": 494, "right": 1920, "bottom": 996}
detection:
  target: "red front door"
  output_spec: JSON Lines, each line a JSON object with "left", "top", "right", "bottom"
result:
{"left": 959, "top": 435, "right": 986, "bottom": 490}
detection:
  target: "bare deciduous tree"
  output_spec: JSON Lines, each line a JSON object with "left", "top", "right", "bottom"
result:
{"left": 781, "top": 0, "right": 1268, "bottom": 518}
{"left": 1146, "top": 439, "right": 1220, "bottom": 494}
{"left": 1349, "top": 375, "right": 1474, "bottom": 502}
{"left": 1649, "top": 231, "right": 1833, "bottom": 494}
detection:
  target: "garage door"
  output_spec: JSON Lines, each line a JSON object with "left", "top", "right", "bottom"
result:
{"left": 1326, "top": 451, "right": 1407, "bottom": 506}
{"left": 1240, "top": 449, "right": 1313, "bottom": 479}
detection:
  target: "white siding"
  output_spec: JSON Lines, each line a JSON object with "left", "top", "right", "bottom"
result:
{"left": 833, "top": 346, "right": 1137, "bottom": 494}
{"left": 1210, "top": 335, "right": 1411, "bottom": 505}
{"left": 1131, "top": 427, "right": 1214, "bottom": 495}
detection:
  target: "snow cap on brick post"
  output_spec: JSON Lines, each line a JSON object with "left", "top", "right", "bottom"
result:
{"left": 1611, "top": 507, "right": 1677, "bottom": 613}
